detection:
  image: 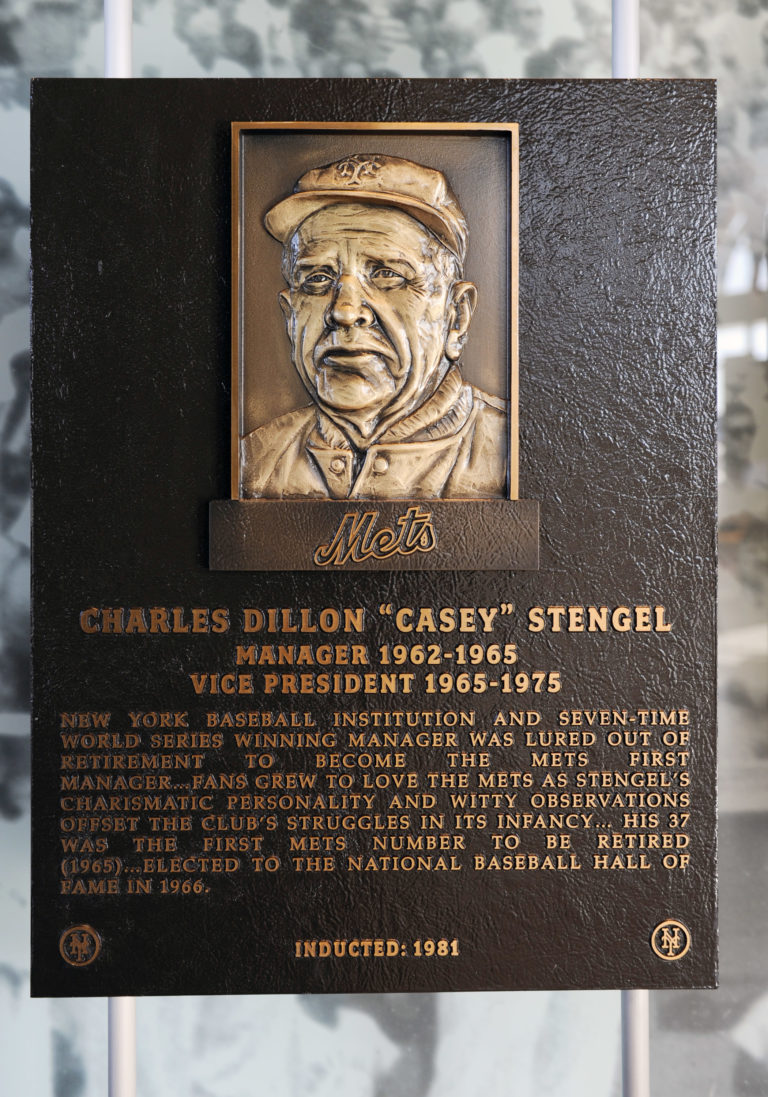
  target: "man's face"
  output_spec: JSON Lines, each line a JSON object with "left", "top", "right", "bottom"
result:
{"left": 279, "top": 204, "right": 473, "bottom": 441}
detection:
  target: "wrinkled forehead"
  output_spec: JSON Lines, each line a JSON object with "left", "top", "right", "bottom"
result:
{"left": 286, "top": 202, "right": 444, "bottom": 266}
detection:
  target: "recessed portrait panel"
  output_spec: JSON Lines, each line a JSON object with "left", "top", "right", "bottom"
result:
{"left": 233, "top": 123, "right": 518, "bottom": 503}
{"left": 208, "top": 122, "right": 536, "bottom": 571}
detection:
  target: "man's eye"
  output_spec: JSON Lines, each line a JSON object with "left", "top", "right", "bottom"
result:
{"left": 370, "top": 267, "right": 406, "bottom": 288}
{"left": 301, "top": 272, "right": 334, "bottom": 292}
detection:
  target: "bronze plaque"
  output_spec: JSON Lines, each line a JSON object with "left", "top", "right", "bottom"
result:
{"left": 212, "top": 121, "right": 537, "bottom": 570}
{"left": 31, "top": 78, "right": 717, "bottom": 997}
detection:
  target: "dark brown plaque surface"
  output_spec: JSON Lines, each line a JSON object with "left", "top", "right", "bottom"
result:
{"left": 31, "top": 79, "right": 717, "bottom": 997}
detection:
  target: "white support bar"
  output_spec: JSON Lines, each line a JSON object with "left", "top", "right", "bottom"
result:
{"left": 104, "top": 0, "right": 133, "bottom": 78}
{"left": 612, "top": 0, "right": 639, "bottom": 78}
{"left": 105, "top": 2, "right": 135, "bottom": 1090}
{"left": 613, "top": 5, "right": 648, "bottom": 1093}
{"left": 108, "top": 997, "right": 137, "bottom": 1097}
{"left": 621, "top": 990, "right": 651, "bottom": 1097}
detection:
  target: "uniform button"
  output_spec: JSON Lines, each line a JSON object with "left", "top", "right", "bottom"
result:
{"left": 372, "top": 455, "right": 389, "bottom": 473}
{"left": 329, "top": 457, "right": 346, "bottom": 474}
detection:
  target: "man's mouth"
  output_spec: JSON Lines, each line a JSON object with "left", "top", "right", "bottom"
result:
{"left": 318, "top": 347, "right": 387, "bottom": 373}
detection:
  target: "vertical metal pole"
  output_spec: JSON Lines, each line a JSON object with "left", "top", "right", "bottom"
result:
{"left": 612, "top": 3, "right": 650, "bottom": 1094}
{"left": 621, "top": 989, "right": 650, "bottom": 1097}
{"left": 104, "top": 3, "right": 136, "bottom": 1089}
{"left": 108, "top": 997, "right": 137, "bottom": 1097}
{"left": 104, "top": 0, "right": 133, "bottom": 78}
{"left": 612, "top": 0, "right": 639, "bottom": 78}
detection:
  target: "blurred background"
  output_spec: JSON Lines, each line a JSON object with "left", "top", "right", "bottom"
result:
{"left": 0, "top": 1, "right": 765, "bottom": 1094}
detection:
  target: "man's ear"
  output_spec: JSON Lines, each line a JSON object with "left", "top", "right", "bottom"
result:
{"left": 444, "top": 281, "right": 477, "bottom": 362}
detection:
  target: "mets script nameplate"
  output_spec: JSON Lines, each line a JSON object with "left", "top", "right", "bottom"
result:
{"left": 209, "top": 500, "right": 539, "bottom": 570}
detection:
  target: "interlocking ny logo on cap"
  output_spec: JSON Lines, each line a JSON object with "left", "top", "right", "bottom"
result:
{"left": 334, "top": 155, "right": 383, "bottom": 186}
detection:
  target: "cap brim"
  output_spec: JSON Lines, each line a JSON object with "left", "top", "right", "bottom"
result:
{"left": 264, "top": 188, "right": 463, "bottom": 260}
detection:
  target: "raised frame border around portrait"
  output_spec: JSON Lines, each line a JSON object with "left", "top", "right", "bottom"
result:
{"left": 230, "top": 121, "right": 519, "bottom": 500}
{"left": 211, "top": 119, "right": 538, "bottom": 571}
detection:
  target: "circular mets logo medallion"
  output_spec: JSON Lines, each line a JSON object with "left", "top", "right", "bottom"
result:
{"left": 651, "top": 919, "right": 691, "bottom": 961}
{"left": 59, "top": 925, "right": 102, "bottom": 967}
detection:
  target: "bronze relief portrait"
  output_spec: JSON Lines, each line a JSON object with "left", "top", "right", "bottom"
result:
{"left": 232, "top": 124, "right": 519, "bottom": 504}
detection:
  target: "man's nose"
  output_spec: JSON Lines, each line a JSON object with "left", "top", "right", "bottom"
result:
{"left": 327, "top": 275, "right": 373, "bottom": 328}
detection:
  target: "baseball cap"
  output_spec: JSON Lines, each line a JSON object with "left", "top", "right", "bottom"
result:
{"left": 264, "top": 154, "right": 468, "bottom": 263}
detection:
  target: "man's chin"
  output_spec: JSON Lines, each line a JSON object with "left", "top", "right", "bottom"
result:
{"left": 315, "top": 371, "right": 395, "bottom": 417}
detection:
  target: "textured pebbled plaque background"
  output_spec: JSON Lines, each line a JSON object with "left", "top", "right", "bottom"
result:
{"left": 31, "top": 79, "right": 716, "bottom": 997}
